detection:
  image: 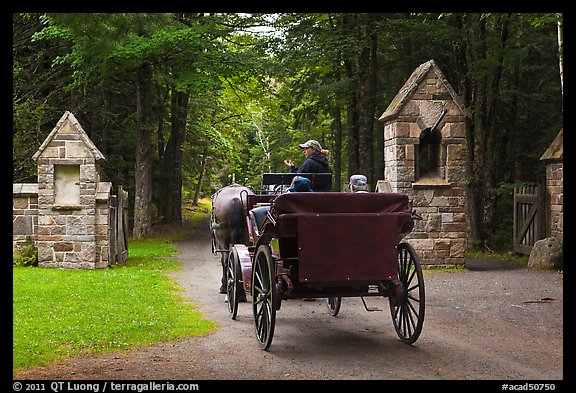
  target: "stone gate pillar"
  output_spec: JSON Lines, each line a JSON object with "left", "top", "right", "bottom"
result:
{"left": 32, "top": 111, "right": 109, "bottom": 269}
{"left": 540, "top": 128, "right": 563, "bottom": 241}
{"left": 378, "top": 60, "right": 470, "bottom": 267}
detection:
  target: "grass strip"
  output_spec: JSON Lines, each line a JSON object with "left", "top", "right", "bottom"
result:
{"left": 13, "top": 208, "right": 217, "bottom": 370}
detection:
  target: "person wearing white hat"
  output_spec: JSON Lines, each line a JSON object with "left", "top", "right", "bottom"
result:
{"left": 283, "top": 139, "right": 332, "bottom": 175}
{"left": 349, "top": 174, "right": 369, "bottom": 193}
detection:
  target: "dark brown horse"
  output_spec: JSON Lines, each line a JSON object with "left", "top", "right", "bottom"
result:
{"left": 210, "top": 183, "right": 255, "bottom": 294}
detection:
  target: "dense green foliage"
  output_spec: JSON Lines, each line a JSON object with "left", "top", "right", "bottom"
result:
{"left": 13, "top": 230, "right": 218, "bottom": 370}
{"left": 13, "top": 13, "right": 563, "bottom": 249}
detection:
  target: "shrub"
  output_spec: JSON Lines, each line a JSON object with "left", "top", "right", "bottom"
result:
{"left": 13, "top": 236, "right": 38, "bottom": 267}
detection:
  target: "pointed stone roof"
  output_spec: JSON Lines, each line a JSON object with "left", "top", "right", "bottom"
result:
{"left": 540, "top": 128, "right": 563, "bottom": 161}
{"left": 32, "top": 111, "right": 105, "bottom": 161}
{"left": 379, "top": 59, "right": 471, "bottom": 123}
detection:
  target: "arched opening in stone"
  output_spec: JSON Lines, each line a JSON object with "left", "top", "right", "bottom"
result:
{"left": 416, "top": 127, "right": 443, "bottom": 180}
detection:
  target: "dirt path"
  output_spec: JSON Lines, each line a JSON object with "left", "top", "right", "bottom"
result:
{"left": 14, "top": 218, "right": 563, "bottom": 382}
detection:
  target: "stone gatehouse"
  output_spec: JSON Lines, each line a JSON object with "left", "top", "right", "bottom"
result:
{"left": 379, "top": 59, "right": 470, "bottom": 267}
{"left": 13, "top": 111, "right": 127, "bottom": 269}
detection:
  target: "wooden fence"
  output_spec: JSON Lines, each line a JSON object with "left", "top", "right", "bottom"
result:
{"left": 513, "top": 185, "right": 544, "bottom": 255}
{"left": 108, "top": 185, "right": 129, "bottom": 264}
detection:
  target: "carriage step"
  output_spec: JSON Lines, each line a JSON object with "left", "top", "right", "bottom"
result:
{"left": 360, "top": 296, "right": 382, "bottom": 312}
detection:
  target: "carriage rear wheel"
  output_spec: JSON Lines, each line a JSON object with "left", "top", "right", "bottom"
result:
{"left": 252, "top": 245, "right": 277, "bottom": 350}
{"left": 390, "top": 242, "right": 425, "bottom": 344}
{"left": 326, "top": 297, "right": 341, "bottom": 316}
{"left": 227, "top": 247, "right": 241, "bottom": 320}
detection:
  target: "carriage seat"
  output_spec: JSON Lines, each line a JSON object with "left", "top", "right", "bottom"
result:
{"left": 249, "top": 203, "right": 272, "bottom": 236}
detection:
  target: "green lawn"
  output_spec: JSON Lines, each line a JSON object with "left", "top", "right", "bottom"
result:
{"left": 13, "top": 203, "right": 217, "bottom": 371}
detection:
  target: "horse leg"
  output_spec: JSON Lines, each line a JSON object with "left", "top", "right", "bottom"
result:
{"left": 213, "top": 226, "right": 230, "bottom": 294}
{"left": 220, "top": 251, "right": 228, "bottom": 294}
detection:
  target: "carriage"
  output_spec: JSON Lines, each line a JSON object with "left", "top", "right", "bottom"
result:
{"left": 214, "top": 173, "right": 425, "bottom": 350}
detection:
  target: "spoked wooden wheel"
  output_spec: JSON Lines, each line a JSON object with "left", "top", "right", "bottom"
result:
{"left": 226, "top": 247, "right": 241, "bottom": 320}
{"left": 326, "top": 297, "right": 341, "bottom": 316}
{"left": 252, "top": 245, "right": 276, "bottom": 350}
{"left": 390, "top": 242, "right": 425, "bottom": 344}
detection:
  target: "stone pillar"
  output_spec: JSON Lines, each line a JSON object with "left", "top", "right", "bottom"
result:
{"left": 540, "top": 129, "right": 563, "bottom": 242}
{"left": 32, "top": 111, "right": 106, "bottom": 269}
{"left": 379, "top": 60, "right": 470, "bottom": 267}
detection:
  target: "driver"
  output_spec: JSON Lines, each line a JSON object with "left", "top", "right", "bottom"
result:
{"left": 283, "top": 139, "right": 332, "bottom": 175}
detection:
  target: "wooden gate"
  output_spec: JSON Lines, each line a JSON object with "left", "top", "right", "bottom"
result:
{"left": 109, "top": 185, "right": 129, "bottom": 264}
{"left": 513, "top": 185, "right": 544, "bottom": 255}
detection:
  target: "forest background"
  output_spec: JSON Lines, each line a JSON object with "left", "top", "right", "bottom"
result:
{"left": 12, "top": 13, "right": 563, "bottom": 251}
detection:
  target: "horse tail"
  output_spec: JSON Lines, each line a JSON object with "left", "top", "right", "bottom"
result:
{"left": 229, "top": 197, "right": 248, "bottom": 245}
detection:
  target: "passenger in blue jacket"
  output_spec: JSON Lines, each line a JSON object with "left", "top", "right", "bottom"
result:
{"left": 284, "top": 139, "right": 332, "bottom": 174}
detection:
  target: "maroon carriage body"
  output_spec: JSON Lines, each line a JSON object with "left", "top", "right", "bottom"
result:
{"left": 272, "top": 192, "right": 414, "bottom": 284}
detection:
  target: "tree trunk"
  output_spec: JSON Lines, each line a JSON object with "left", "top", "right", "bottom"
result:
{"left": 133, "top": 61, "right": 154, "bottom": 239}
{"left": 160, "top": 88, "right": 190, "bottom": 224}
{"left": 192, "top": 153, "right": 207, "bottom": 206}
{"left": 342, "top": 14, "right": 360, "bottom": 176}
{"left": 331, "top": 106, "right": 343, "bottom": 192}
{"left": 503, "top": 14, "right": 523, "bottom": 183}
{"left": 557, "top": 13, "right": 563, "bottom": 106}
{"left": 464, "top": 13, "right": 489, "bottom": 248}
{"left": 357, "top": 13, "right": 378, "bottom": 187}
{"left": 486, "top": 14, "right": 509, "bottom": 179}
{"left": 328, "top": 15, "right": 343, "bottom": 192}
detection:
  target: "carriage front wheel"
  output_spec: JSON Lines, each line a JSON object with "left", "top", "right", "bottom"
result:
{"left": 252, "top": 244, "right": 277, "bottom": 350}
{"left": 390, "top": 242, "right": 425, "bottom": 344}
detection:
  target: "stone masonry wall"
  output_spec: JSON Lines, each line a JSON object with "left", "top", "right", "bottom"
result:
{"left": 546, "top": 162, "right": 563, "bottom": 240}
{"left": 13, "top": 183, "right": 111, "bottom": 268}
{"left": 13, "top": 184, "right": 39, "bottom": 250}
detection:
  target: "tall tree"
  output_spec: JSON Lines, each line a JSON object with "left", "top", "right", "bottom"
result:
{"left": 31, "top": 13, "right": 175, "bottom": 238}
{"left": 355, "top": 13, "right": 379, "bottom": 185}
{"left": 464, "top": 13, "right": 490, "bottom": 246}
{"left": 444, "top": 12, "right": 562, "bottom": 248}
{"left": 159, "top": 88, "right": 189, "bottom": 224}
{"left": 556, "top": 13, "right": 563, "bottom": 105}
{"left": 134, "top": 60, "right": 154, "bottom": 238}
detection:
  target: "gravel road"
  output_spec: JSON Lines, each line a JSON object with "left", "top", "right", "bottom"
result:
{"left": 13, "top": 217, "right": 564, "bottom": 384}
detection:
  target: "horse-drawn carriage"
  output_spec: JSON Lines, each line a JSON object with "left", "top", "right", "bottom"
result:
{"left": 211, "top": 173, "right": 425, "bottom": 350}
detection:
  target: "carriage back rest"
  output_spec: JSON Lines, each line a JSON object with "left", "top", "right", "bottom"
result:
{"left": 273, "top": 192, "right": 411, "bottom": 215}
{"left": 273, "top": 192, "right": 415, "bottom": 244}
{"left": 262, "top": 173, "right": 332, "bottom": 191}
